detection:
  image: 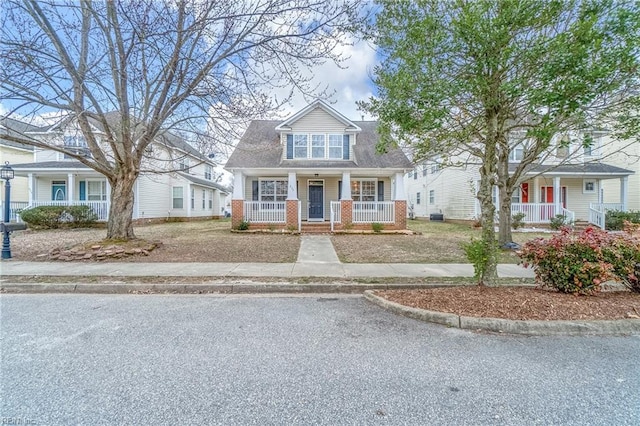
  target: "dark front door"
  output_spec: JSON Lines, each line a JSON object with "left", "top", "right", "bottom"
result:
{"left": 308, "top": 181, "right": 323, "bottom": 220}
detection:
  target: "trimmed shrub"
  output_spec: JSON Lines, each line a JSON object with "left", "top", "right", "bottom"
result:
{"left": 605, "top": 210, "right": 640, "bottom": 231}
{"left": 371, "top": 222, "right": 384, "bottom": 233}
{"left": 18, "top": 205, "right": 98, "bottom": 229}
{"left": 511, "top": 212, "right": 526, "bottom": 230}
{"left": 519, "top": 226, "right": 640, "bottom": 294}
{"left": 549, "top": 214, "right": 573, "bottom": 230}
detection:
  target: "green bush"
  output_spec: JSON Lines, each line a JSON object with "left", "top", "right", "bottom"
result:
{"left": 19, "top": 205, "right": 98, "bottom": 229}
{"left": 549, "top": 214, "right": 573, "bottom": 230}
{"left": 462, "top": 237, "right": 498, "bottom": 284}
{"left": 605, "top": 210, "right": 640, "bottom": 231}
{"left": 519, "top": 226, "right": 640, "bottom": 294}
{"left": 371, "top": 222, "right": 384, "bottom": 233}
{"left": 511, "top": 212, "right": 526, "bottom": 230}
{"left": 235, "top": 220, "right": 250, "bottom": 231}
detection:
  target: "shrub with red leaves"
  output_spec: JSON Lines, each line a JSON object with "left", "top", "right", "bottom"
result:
{"left": 518, "top": 225, "right": 640, "bottom": 295}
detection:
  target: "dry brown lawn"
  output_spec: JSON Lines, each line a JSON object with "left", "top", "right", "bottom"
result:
{"left": 11, "top": 220, "right": 300, "bottom": 263}
{"left": 331, "top": 220, "right": 551, "bottom": 263}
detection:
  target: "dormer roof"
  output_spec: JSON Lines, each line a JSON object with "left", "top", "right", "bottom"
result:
{"left": 274, "top": 99, "right": 362, "bottom": 132}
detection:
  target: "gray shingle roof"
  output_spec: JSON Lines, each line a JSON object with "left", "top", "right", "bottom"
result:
{"left": 177, "top": 171, "right": 229, "bottom": 193}
{"left": 0, "top": 116, "right": 39, "bottom": 151}
{"left": 225, "top": 120, "right": 412, "bottom": 170}
{"left": 510, "top": 162, "right": 634, "bottom": 176}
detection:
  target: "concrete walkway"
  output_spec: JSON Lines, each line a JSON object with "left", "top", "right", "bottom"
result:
{"left": 0, "top": 236, "right": 534, "bottom": 279}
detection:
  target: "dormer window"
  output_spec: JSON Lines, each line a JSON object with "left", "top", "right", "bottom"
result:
{"left": 287, "top": 133, "right": 349, "bottom": 160}
{"left": 509, "top": 145, "right": 525, "bottom": 161}
{"left": 178, "top": 158, "right": 190, "bottom": 172}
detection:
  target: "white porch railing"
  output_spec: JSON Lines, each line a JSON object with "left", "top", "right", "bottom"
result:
{"left": 330, "top": 201, "right": 341, "bottom": 231}
{"left": 352, "top": 201, "right": 395, "bottom": 223}
{"left": 0, "top": 201, "right": 30, "bottom": 222}
{"left": 511, "top": 203, "right": 557, "bottom": 223}
{"left": 561, "top": 208, "right": 575, "bottom": 224}
{"left": 588, "top": 203, "right": 625, "bottom": 229}
{"left": 243, "top": 201, "right": 286, "bottom": 223}
{"left": 23, "top": 200, "right": 110, "bottom": 221}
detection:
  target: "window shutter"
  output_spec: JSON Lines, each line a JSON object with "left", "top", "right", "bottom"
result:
{"left": 338, "top": 180, "right": 342, "bottom": 200}
{"left": 342, "top": 135, "right": 349, "bottom": 160}
{"left": 286, "top": 134, "right": 293, "bottom": 159}
{"left": 252, "top": 180, "right": 259, "bottom": 201}
{"left": 79, "top": 181, "right": 86, "bottom": 201}
{"left": 378, "top": 181, "right": 384, "bottom": 201}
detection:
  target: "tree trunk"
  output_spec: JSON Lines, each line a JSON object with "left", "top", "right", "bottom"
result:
{"left": 478, "top": 173, "right": 498, "bottom": 285}
{"left": 497, "top": 184, "right": 513, "bottom": 246}
{"left": 106, "top": 172, "right": 137, "bottom": 240}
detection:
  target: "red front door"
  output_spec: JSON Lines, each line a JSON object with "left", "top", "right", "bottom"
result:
{"left": 541, "top": 186, "right": 567, "bottom": 208}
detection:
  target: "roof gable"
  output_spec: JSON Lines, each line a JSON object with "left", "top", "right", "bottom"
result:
{"left": 275, "top": 99, "right": 361, "bottom": 132}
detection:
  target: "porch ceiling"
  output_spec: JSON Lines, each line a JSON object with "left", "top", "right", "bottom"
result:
{"left": 233, "top": 168, "right": 404, "bottom": 177}
{"left": 510, "top": 162, "right": 634, "bottom": 178}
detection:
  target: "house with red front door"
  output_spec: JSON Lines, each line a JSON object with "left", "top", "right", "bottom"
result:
{"left": 224, "top": 100, "right": 413, "bottom": 232}
{"left": 404, "top": 129, "right": 636, "bottom": 227}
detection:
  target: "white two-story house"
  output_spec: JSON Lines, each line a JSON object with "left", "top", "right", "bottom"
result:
{"left": 2, "top": 113, "right": 229, "bottom": 222}
{"left": 405, "top": 130, "right": 636, "bottom": 227}
{"left": 225, "top": 100, "right": 413, "bottom": 231}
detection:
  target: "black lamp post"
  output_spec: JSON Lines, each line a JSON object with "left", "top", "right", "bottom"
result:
{"left": 1, "top": 162, "right": 15, "bottom": 259}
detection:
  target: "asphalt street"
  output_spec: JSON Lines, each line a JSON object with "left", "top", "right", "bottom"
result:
{"left": 1, "top": 294, "right": 639, "bottom": 425}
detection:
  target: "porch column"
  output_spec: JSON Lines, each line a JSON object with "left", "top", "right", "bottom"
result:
{"left": 105, "top": 179, "right": 111, "bottom": 220}
{"left": 597, "top": 179, "right": 603, "bottom": 204}
{"left": 553, "top": 176, "right": 561, "bottom": 214}
{"left": 286, "top": 172, "right": 298, "bottom": 230}
{"left": 394, "top": 172, "right": 406, "bottom": 200}
{"left": 341, "top": 172, "right": 351, "bottom": 200}
{"left": 67, "top": 173, "right": 75, "bottom": 203}
{"left": 28, "top": 173, "right": 34, "bottom": 204}
{"left": 533, "top": 177, "right": 540, "bottom": 203}
{"left": 620, "top": 176, "right": 628, "bottom": 211}
{"left": 286, "top": 172, "right": 298, "bottom": 200}
{"left": 231, "top": 171, "right": 245, "bottom": 228}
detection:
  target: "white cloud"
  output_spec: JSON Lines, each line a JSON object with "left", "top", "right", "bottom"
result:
{"left": 275, "top": 35, "right": 378, "bottom": 121}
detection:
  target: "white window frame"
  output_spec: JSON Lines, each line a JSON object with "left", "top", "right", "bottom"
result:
{"left": 191, "top": 188, "right": 195, "bottom": 209}
{"left": 328, "top": 134, "right": 343, "bottom": 159}
{"left": 172, "top": 187, "right": 183, "bottom": 209}
{"left": 86, "top": 180, "right": 107, "bottom": 201}
{"left": 204, "top": 165, "right": 213, "bottom": 180}
{"left": 351, "top": 179, "right": 377, "bottom": 202}
{"left": 178, "top": 158, "right": 190, "bottom": 172}
{"left": 311, "top": 134, "right": 326, "bottom": 159}
{"left": 293, "top": 134, "right": 308, "bottom": 159}
{"left": 429, "top": 190, "right": 435, "bottom": 205}
{"left": 209, "top": 190, "right": 213, "bottom": 209}
{"left": 259, "top": 179, "right": 288, "bottom": 202}
{"left": 202, "top": 189, "right": 206, "bottom": 209}
{"left": 583, "top": 179, "right": 596, "bottom": 194}
{"left": 509, "top": 145, "right": 525, "bottom": 161}
{"left": 416, "top": 192, "right": 421, "bottom": 205}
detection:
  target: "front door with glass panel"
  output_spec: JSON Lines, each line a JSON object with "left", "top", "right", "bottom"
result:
{"left": 51, "top": 181, "right": 66, "bottom": 201}
{"left": 308, "top": 180, "right": 324, "bottom": 220}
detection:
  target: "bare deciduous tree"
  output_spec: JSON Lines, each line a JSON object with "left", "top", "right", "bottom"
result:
{"left": 1, "top": 0, "right": 366, "bottom": 239}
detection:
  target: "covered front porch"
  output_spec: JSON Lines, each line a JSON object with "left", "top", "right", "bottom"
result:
{"left": 230, "top": 170, "right": 408, "bottom": 232}
{"left": 506, "top": 163, "right": 632, "bottom": 228}
{"left": 7, "top": 162, "right": 110, "bottom": 221}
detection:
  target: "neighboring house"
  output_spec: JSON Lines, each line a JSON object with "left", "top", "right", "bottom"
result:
{"left": 224, "top": 100, "right": 413, "bottom": 231}
{"left": 1, "top": 113, "right": 229, "bottom": 222}
{"left": 0, "top": 117, "right": 37, "bottom": 221}
{"left": 405, "top": 130, "right": 636, "bottom": 227}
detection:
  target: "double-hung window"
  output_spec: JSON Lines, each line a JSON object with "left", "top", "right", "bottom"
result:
{"left": 328, "top": 135, "right": 343, "bottom": 159}
{"left": 260, "top": 180, "right": 287, "bottom": 202}
{"left": 311, "top": 135, "right": 325, "bottom": 159}
{"left": 87, "top": 181, "right": 107, "bottom": 201}
{"left": 294, "top": 134, "right": 308, "bottom": 158}
{"left": 351, "top": 179, "right": 376, "bottom": 202}
{"left": 172, "top": 187, "right": 183, "bottom": 209}
{"left": 204, "top": 165, "right": 212, "bottom": 180}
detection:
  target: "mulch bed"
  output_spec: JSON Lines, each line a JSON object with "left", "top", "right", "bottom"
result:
{"left": 375, "top": 286, "right": 640, "bottom": 321}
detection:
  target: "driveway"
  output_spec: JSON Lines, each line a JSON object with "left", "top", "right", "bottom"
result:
{"left": 1, "top": 294, "right": 638, "bottom": 425}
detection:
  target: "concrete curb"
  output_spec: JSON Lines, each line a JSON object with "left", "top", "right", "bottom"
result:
{"left": 0, "top": 282, "right": 463, "bottom": 295}
{"left": 363, "top": 290, "right": 640, "bottom": 336}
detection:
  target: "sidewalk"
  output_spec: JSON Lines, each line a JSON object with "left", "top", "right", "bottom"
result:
{"left": 0, "top": 236, "right": 534, "bottom": 279}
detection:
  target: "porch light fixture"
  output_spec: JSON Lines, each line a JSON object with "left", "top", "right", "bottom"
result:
{"left": 2, "top": 162, "right": 15, "bottom": 259}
